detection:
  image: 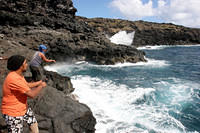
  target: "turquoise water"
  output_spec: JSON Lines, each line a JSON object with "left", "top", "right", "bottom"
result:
{"left": 46, "top": 45, "right": 200, "bottom": 133}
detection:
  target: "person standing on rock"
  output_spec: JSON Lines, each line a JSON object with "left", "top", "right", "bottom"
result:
{"left": 1, "top": 55, "right": 46, "bottom": 133}
{"left": 30, "top": 44, "right": 56, "bottom": 81}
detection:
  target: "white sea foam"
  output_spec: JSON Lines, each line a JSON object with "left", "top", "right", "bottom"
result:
{"left": 109, "top": 31, "right": 135, "bottom": 45}
{"left": 44, "top": 57, "right": 170, "bottom": 73}
{"left": 70, "top": 75, "right": 199, "bottom": 133}
{"left": 137, "top": 44, "right": 200, "bottom": 50}
{"left": 44, "top": 61, "right": 89, "bottom": 74}
{"left": 103, "top": 57, "right": 170, "bottom": 68}
{"left": 44, "top": 64, "right": 60, "bottom": 72}
{"left": 137, "top": 45, "right": 169, "bottom": 50}
{"left": 175, "top": 44, "right": 200, "bottom": 47}
{"left": 72, "top": 76, "right": 156, "bottom": 132}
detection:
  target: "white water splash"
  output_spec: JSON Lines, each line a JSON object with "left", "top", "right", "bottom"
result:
{"left": 103, "top": 57, "right": 170, "bottom": 68}
{"left": 71, "top": 75, "right": 197, "bottom": 133}
{"left": 44, "top": 57, "right": 170, "bottom": 74}
{"left": 71, "top": 76, "right": 156, "bottom": 133}
{"left": 109, "top": 31, "right": 135, "bottom": 45}
{"left": 44, "top": 61, "right": 88, "bottom": 73}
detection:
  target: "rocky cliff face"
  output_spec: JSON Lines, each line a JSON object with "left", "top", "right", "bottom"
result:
{"left": 0, "top": 0, "right": 146, "bottom": 65}
{"left": 77, "top": 17, "right": 200, "bottom": 47}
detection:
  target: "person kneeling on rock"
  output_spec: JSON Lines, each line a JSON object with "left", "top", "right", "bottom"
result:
{"left": 1, "top": 55, "right": 46, "bottom": 133}
{"left": 30, "top": 44, "right": 56, "bottom": 81}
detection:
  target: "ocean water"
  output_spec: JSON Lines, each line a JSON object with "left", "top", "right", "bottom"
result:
{"left": 45, "top": 45, "right": 200, "bottom": 133}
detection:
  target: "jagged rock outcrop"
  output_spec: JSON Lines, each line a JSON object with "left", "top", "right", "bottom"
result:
{"left": 0, "top": 0, "right": 146, "bottom": 65}
{"left": 76, "top": 17, "right": 200, "bottom": 47}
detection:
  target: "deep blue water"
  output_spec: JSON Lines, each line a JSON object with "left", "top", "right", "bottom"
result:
{"left": 141, "top": 46, "right": 200, "bottom": 132}
{"left": 47, "top": 45, "right": 200, "bottom": 133}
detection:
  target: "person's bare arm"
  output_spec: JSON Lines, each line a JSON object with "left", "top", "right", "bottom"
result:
{"left": 40, "top": 53, "right": 56, "bottom": 63}
{"left": 25, "top": 82, "right": 46, "bottom": 98}
{"left": 27, "top": 80, "right": 42, "bottom": 88}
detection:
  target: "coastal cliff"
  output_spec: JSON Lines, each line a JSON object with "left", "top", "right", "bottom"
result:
{"left": 77, "top": 17, "right": 200, "bottom": 47}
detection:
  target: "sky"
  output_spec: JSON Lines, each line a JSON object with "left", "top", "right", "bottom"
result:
{"left": 72, "top": 0, "right": 200, "bottom": 28}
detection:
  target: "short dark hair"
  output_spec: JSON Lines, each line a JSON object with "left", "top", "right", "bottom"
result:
{"left": 7, "top": 55, "right": 25, "bottom": 71}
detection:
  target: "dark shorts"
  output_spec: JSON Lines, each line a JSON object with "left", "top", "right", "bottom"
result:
{"left": 2, "top": 108, "right": 37, "bottom": 133}
{"left": 30, "top": 65, "right": 42, "bottom": 81}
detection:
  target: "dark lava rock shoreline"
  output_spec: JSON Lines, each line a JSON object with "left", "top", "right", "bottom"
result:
{"left": 1, "top": 0, "right": 200, "bottom": 133}
{"left": 77, "top": 17, "right": 200, "bottom": 47}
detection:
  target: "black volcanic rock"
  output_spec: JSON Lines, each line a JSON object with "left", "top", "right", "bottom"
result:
{"left": 0, "top": 0, "right": 146, "bottom": 65}
{"left": 0, "top": 0, "right": 77, "bottom": 16}
{"left": 76, "top": 17, "right": 200, "bottom": 47}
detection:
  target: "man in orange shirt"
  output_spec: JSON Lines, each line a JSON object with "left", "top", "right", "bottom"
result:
{"left": 1, "top": 55, "right": 46, "bottom": 133}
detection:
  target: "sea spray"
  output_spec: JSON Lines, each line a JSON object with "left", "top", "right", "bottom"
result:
{"left": 109, "top": 31, "right": 135, "bottom": 45}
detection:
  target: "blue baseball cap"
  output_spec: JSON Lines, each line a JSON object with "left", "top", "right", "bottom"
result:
{"left": 39, "top": 44, "right": 47, "bottom": 53}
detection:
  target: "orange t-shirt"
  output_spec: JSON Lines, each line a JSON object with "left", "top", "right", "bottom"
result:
{"left": 1, "top": 71, "right": 30, "bottom": 117}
